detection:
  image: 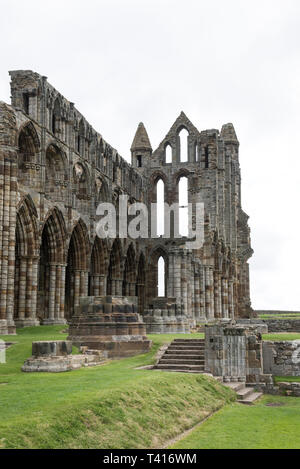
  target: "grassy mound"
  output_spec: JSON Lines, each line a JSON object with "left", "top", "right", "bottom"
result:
{"left": 0, "top": 327, "right": 234, "bottom": 449}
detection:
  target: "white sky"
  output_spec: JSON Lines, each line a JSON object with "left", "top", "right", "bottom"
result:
{"left": 0, "top": 0, "right": 299, "bottom": 310}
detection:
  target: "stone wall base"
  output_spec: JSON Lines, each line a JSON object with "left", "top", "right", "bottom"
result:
{"left": 22, "top": 351, "right": 107, "bottom": 372}
{"left": 40, "top": 318, "right": 67, "bottom": 326}
{"left": 14, "top": 319, "right": 40, "bottom": 328}
{"left": 0, "top": 320, "right": 16, "bottom": 335}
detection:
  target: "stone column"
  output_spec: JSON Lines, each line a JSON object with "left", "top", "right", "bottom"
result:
{"left": 25, "top": 257, "right": 33, "bottom": 318}
{"left": 199, "top": 265, "right": 205, "bottom": 320}
{"left": 222, "top": 277, "right": 229, "bottom": 318}
{"left": 214, "top": 272, "right": 222, "bottom": 319}
{"left": 60, "top": 265, "right": 66, "bottom": 320}
{"left": 228, "top": 279, "right": 234, "bottom": 318}
{"left": 173, "top": 251, "right": 181, "bottom": 308}
{"left": 167, "top": 250, "right": 175, "bottom": 298}
{"left": 209, "top": 267, "right": 215, "bottom": 320}
{"left": 18, "top": 258, "right": 27, "bottom": 321}
{"left": 194, "top": 271, "right": 200, "bottom": 320}
{"left": 181, "top": 252, "right": 188, "bottom": 316}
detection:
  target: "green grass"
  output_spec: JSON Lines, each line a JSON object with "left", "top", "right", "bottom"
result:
{"left": 263, "top": 333, "right": 300, "bottom": 341}
{"left": 275, "top": 376, "right": 300, "bottom": 384}
{"left": 0, "top": 327, "right": 235, "bottom": 449}
{"left": 170, "top": 395, "right": 300, "bottom": 449}
{"left": 258, "top": 313, "right": 300, "bottom": 320}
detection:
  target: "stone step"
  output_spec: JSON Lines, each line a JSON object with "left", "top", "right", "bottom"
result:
{"left": 164, "top": 353, "right": 204, "bottom": 360}
{"left": 237, "top": 387, "right": 254, "bottom": 400}
{"left": 222, "top": 382, "right": 245, "bottom": 393}
{"left": 167, "top": 345, "right": 205, "bottom": 351}
{"left": 238, "top": 392, "right": 263, "bottom": 405}
{"left": 155, "top": 363, "right": 205, "bottom": 371}
{"left": 154, "top": 369, "right": 205, "bottom": 374}
{"left": 159, "top": 358, "right": 205, "bottom": 365}
{"left": 172, "top": 339, "right": 205, "bottom": 345}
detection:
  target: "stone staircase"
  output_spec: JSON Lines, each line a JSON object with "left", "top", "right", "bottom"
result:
{"left": 154, "top": 339, "right": 205, "bottom": 373}
{"left": 223, "top": 381, "right": 263, "bottom": 405}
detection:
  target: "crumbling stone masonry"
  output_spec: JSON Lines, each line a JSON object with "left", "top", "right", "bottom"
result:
{"left": 205, "top": 322, "right": 267, "bottom": 384}
{"left": 22, "top": 340, "right": 106, "bottom": 372}
{"left": 0, "top": 70, "right": 253, "bottom": 335}
{"left": 263, "top": 341, "right": 300, "bottom": 377}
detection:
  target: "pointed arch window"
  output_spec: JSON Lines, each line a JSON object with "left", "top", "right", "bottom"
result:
{"left": 165, "top": 144, "right": 172, "bottom": 164}
{"left": 178, "top": 176, "right": 188, "bottom": 237}
{"left": 158, "top": 256, "right": 165, "bottom": 297}
{"left": 156, "top": 179, "right": 164, "bottom": 236}
{"left": 179, "top": 128, "right": 189, "bottom": 162}
{"left": 205, "top": 146, "right": 209, "bottom": 169}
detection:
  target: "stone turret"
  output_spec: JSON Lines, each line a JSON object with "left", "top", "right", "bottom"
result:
{"left": 131, "top": 122, "right": 152, "bottom": 169}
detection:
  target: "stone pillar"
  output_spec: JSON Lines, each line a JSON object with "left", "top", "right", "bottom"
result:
{"left": 181, "top": 252, "right": 188, "bottom": 316}
{"left": 167, "top": 250, "right": 175, "bottom": 298}
{"left": 222, "top": 277, "right": 229, "bottom": 319}
{"left": 48, "top": 264, "right": 57, "bottom": 320}
{"left": 60, "top": 265, "right": 66, "bottom": 320}
{"left": 173, "top": 251, "right": 181, "bottom": 308}
{"left": 186, "top": 253, "right": 193, "bottom": 319}
{"left": 199, "top": 265, "right": 205, "bottom": 320}
{"left": 228, "top": 279, "right": 234, "bottom": 318}
{"left": 194, "top": 271, "right": 200, "bottom": 320}
{"left": 214, "top": 272, "right": 222, "bottom": 319}
{"left": 18, "top": 258, "right": 27, "bottom": 320}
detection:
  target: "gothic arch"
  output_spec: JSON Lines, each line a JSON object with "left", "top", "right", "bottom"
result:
{"left": 17, "top": 121, "right": 40, "bottom": 187}
{"left": 147, "top": 246, "right": 169, "bottom": 301}
{"left": 136, "top": 252, "right": 146, "bottom": 314}
{"left": 107, "top": 238, "right": 123, "bottom": 295}
{"left": 65, "top": 219, "right": 90, "bottom": 318}
{"left": 122, "top": 243, "right": 136, "bottom": 296}
{"left": 37, "top": 207, "right": 67, "bottom": 323}
{"left": 89, "top": 237, "right": 109, "bottom": 296}
{"left": 14, "top": 195, "right": 39, "bottom": 323}
{"left": 45, "top": 143, "right": 68, "bottom": 201}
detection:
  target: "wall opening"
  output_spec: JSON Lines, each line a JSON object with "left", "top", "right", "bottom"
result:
{"left": 165, "top": 144, "right": 172, "bottom": 164}
{"left": 178, "top": 176, "right": 188, "bottom": 237}
{"left": 156, "top": 179, "right": 164, "bottom": 236}
{"left": 179, "top": 128, "right": 189, "bottom": 162}
{"left": 158, "top": 256, "right": 165, "bottom": 297}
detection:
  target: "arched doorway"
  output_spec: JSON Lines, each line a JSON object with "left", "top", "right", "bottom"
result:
{"left": 65, "top": 220, "right": 90, "bottom": 319}
{"left": 14, "top": 196, "right": 39, "bottom": 327}
{"left": 38, "top": 208, "right": 67, "bottom": 324}
{"left": 122, "top": 244, "right": 136, "bottom": 296}
{"left": 136, "top": 253, "right": 146, "bottom": 314}
{"left": 107, "top": 239, "right": 123, "bottom": 296}
{"left": 89, "top": 237, "right": 109, "bottom": 296}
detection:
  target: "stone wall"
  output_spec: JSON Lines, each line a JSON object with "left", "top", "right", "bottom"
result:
{"left": 205, "top": 322, "right": 265, "bottom": 383}
{"left": 237, "top": 318, "right": 300, "bottom": 333}
{"left": 263, "top": 341, "right": 300, "bottom": 377}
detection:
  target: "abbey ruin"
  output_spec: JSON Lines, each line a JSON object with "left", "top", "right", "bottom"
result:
{"left": 0, "top": 70, "right": 253, "bottom": 335}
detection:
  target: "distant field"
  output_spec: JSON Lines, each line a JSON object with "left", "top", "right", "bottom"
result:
{"left": 257, "top": 311, "right": 300, "bottom": 320}
{"left": 263, "top": 333, "right": 300, "bottom": 341}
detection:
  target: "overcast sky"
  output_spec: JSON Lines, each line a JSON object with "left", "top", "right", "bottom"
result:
{"left": 0, "top": 0, "right": 299, "bottom": 310}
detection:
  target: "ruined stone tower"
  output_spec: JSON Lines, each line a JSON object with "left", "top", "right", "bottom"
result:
{"left": 0, "top": 70, "right": 253, "bottom": 335}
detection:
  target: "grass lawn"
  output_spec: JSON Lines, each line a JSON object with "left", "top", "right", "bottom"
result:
{"left": 0, "top": 327, "right": 236, "bottom": 449}
{"left": 170, "top": 395, "right": 300, "bottom": 449}
{"left": 263, "top": 333, "right": 300, "bottom": 341}
{"left": 275, "top": 376, "right": 300, "bottom": 383}
{"left": 259, "top": 314, "right": 300, "bottom": 320}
